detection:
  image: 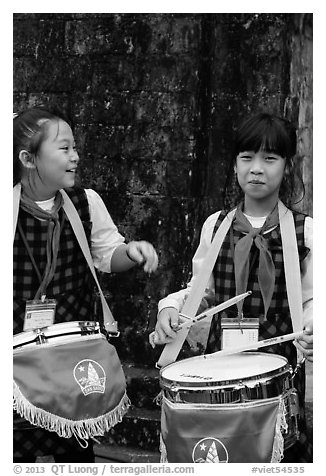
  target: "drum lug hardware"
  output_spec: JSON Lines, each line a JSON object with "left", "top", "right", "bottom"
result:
{"left": 237, "top": 380, "right": 248, "bottom": 401}
{"left": 170, "top": 382, "right": 180, "bottom": 392}
{"left": 107, "top": 331, "right": 120, "bottom": 338}
{"left": 101, "top": 326, "right": 120, "bottom": 339}
{"left": 153, "top": 391, "right": 163, "bottom": 406}
{"left": 288, "top": 390, "right": 300, "bottom": 418}
{"left": 34, "top": 328, "right": 47, "bottom": 345}
{"left": 285, "top": 389, "right": 300, "bottom": 440}
{"left": 291, "top": 357, "right": 306, "bottom": 381}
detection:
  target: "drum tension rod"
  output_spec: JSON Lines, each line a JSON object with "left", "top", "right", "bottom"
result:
{"left": 35, "top": 328, "right": 47, "bottom": 345}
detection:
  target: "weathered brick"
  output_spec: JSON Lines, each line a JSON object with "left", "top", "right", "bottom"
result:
{"left": 146, "top": 14, "right": 202, "bottom": 55}
{"left": 13, "top": 17, "right": 66, "bottom": 57}
{"left": 91, "top": 55, "right": 199, "bottom": 93}
{"left": 13, "top": 92, "right": 71, "bottom": 114}
{"left": 74, "top": 123, "right": 194, "bottom": 164}
{"left": 13, "top": 57, "right": 93, "bottom": 92}
{"left": 64, "top": 14, "right": 201, "bottom": 57}
{"left": 70, "top": 91, "right": 195, "bottom": 128}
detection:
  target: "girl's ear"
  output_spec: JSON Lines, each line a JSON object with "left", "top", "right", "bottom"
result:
{"left": 283, "top": 157, "right": 294, "bottom": 178}
{"left": 18, "top": 150, "right": 36, "bottom": 169}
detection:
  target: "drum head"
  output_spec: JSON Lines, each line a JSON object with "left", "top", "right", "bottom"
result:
{"left": 160, "top": 352, "right": 289, "bottom": 388}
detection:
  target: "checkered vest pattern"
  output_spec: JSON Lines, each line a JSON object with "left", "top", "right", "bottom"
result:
{"left": 205, "top": 210, "right": 312, "bottom": 461}
{"left": 13, "top": 187, "right": 98, "bottom": 457}
{"left": 13, "top": 187, "right": 95, "bottom": 335}
{"left": 206, "top": 210, "right": 310, "bottom": 371}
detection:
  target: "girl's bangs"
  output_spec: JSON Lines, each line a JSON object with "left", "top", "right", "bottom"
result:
{"left": 236, "top": 115, "right": 296, "bottom": 159}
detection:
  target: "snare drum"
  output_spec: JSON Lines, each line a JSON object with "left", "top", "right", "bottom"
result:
{"left": 13, "top": 321, "right": 104, "bottom": 351}
{"left": 159, "top": 352, "right": 300, "bottom": 463}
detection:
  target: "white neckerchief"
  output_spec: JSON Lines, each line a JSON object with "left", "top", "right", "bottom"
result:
{"left": 243, "top": 213, "right": 267, "bottom": 229}
{"left": 35, "top": 196, "right": 56, "bottom": 213}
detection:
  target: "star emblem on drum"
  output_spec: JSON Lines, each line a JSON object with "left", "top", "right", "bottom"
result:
{"left": 192, "top": 437, "right": 228, "bottom": 463}
{"left": 73, "top": 359, "right": 106, "bottom": 395}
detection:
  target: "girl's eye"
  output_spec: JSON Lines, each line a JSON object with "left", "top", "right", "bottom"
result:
{"left": 265, "top": 156, "right": 278, "bottom": 161}
{"left": 239, "top": 155, "right": 252, "bottom": 160}
{"left": 60, "top": 146, "right": 78, "bottom": 152}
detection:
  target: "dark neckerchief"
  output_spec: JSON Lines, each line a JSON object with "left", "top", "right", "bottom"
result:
{"left": 233, "top": 203, "right": 279, "bottom": 319}
{"left": 20, "top": 189, "right": 64, "bottom": 299}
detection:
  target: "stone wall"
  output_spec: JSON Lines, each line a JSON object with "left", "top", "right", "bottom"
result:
{"left": 13, "top": 13, "right": 313, "bottom": 365}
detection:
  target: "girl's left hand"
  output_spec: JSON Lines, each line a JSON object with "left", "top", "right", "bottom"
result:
{"left": 294, "top": 321, "right": 313, "bottom": 362}
{"left": 126, "top": 240, "right": 159, "bottom": 273}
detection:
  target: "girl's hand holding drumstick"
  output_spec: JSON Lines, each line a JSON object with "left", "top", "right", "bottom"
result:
{"left": 294, "top": 319, "right": 313, "bottom": 362}
{"left": 150, "top": 307, "right": 181, "bottom": 348}
{"left": 149, "top": 291, "right": 252, "bottom": 348}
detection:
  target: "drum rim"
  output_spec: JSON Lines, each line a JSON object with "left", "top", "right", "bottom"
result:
{"left": 13, "top": 320, "right": 102, "bottom": 348}
{"left": 160, "top": 352, "right": 291, "bottom": 389}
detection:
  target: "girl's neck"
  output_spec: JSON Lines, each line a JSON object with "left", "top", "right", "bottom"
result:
{"left": 21, "top": 178, "right": 56, "bottom": 201}
{"left": 243, "top": 196, "right": 278, "bottom": 217}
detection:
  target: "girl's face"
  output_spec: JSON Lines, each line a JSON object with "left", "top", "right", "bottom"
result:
{"left": 235, "top": 149, "right": 286, "bottom": 213}
{"left": 33, "top": 119, "right": 79, "bottom": 198}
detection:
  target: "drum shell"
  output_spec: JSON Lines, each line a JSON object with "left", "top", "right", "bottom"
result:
{"left": 160, "top": 352, "right": 292, "bottom": 403}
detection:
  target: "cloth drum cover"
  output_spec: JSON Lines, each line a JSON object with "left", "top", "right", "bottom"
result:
{"left": 159, "top": 352, "right": 299, "bottom": 463}
{"left": 13, "top": 322, "right": 130, "bottom": 446}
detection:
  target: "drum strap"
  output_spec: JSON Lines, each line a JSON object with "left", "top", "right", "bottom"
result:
{"left": 158, "top": 201, "right": 303, "bottom": 367}
{"left": 13, "top": 184, "right": 118, "bottom": 335}
{"left": 13, "top": 182, "right": 21, "bottom": 241}
{"left": 278, "top": 201, "right": 304, "bottom": 362}
{"left": 157, "top": 207, "right": 237, "bottom": 367}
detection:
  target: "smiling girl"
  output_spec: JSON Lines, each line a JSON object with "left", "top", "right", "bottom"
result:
{"left": 152, "top": 112, "right": 313, "bottom": 462}
{"left": 13, "top": 107, "right": 158, "bottom": 462}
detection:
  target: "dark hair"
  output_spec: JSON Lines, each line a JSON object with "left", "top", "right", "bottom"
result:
{"left": 223, "top": 112, "right": 305, "bottom": 210}
{"left": 13, "top": 107, "right": 71, "bottom": 186}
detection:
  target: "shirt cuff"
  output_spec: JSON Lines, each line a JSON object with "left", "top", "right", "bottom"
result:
{"left": 158, "top": 297, "right": 181, "bottom": 314}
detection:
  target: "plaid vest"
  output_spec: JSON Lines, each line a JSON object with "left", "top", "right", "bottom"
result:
{"left": 206, "top": 209, "right": 310, "bottom": 370}
{"left": 13, "top": 187, "right": 95, "bottom": 335}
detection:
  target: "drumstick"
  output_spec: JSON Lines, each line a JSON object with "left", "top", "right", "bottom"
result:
{"left": 148, "top": 291, "right": 251, "bottom": 348}
{"left": 205, "top": 331, "right": 304, "bottom": 359}
{"left": 178, "top": 291, "right": 252, "bottom": 330}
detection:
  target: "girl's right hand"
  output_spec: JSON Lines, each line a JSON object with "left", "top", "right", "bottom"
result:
{"left": 149, "top": 307, "right": 181, "bottom": 348}
{"left": 126, "top": 240, "right": 158, "bottom": 273}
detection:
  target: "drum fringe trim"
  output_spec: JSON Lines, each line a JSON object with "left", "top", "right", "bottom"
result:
{"left": 154, "top": 391, "right": 163, "bottom": 407}
{"left": 271, "top": 398, "right": 288, "bottom": 463}
{"left": 13, "top": 381, "right": 131, "bottom": 447}
{"left": 160, "top": 433, "right": 168, "bottom": 463}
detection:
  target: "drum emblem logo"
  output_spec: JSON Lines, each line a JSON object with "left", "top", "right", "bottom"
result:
{"left": 192, "top": 437, "right": 228, "bottom": 463}
{"left": 73, "top": 359, "right": 106, "bottom": 395}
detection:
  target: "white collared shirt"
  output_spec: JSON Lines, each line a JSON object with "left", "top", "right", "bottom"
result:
{"left": 36, "top": 189, "right": 125, "bottom": 273}
{"left": 158, "top": 210, "right": 313, "bottom": 324}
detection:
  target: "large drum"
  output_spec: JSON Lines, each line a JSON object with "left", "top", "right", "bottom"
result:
{"left": 159, "top": 352, "right": 299, "bottom": 463}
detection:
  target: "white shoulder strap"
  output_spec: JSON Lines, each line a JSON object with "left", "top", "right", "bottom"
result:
{"left": 13, "top": 183, "right": 21, "bottom": 241}
{"left": 157, "top": 208, "right": 236, "bottom": 368}
{"left": 13, "top": 185, "right": 118, "bottom": 334}
{"left": 60, "top": 190, "right": 118, "bottom": 334}
{"left": 278, "top": 201, "right": 303, "bottom": 361}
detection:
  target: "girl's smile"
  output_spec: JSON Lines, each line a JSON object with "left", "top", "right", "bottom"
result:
{"left": 22, "top": 119, "right": 79, "bottom": 200}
